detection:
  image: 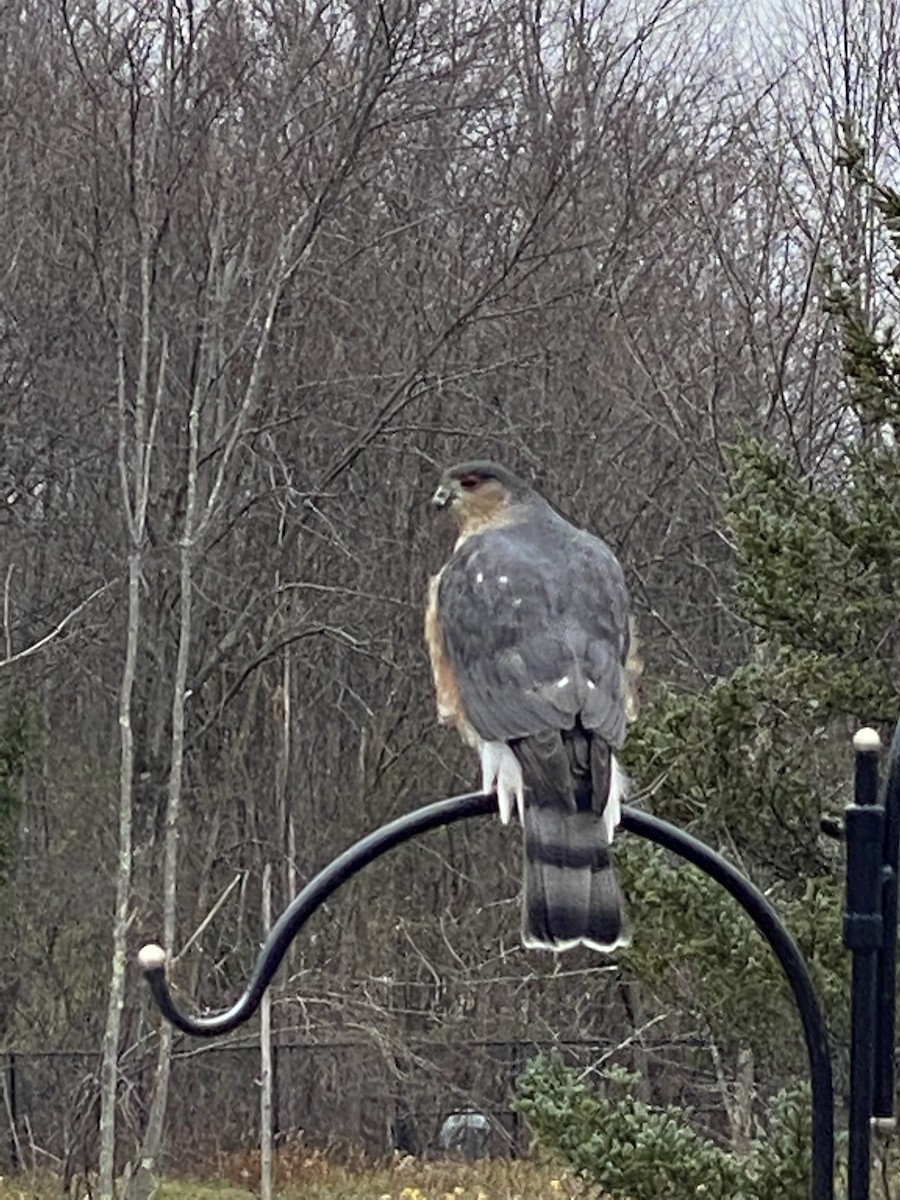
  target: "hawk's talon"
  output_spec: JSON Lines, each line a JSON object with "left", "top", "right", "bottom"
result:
{"left": 480, "top": 741, "right": 524, "bottom": 825}
{"left": 496, "top": 787, "right": 514, "bottom": 825}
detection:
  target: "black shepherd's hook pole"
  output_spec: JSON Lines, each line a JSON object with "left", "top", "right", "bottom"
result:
{"left": 874, "top": 719, "right": 900, "bottom": 1124}
{"left": 139, "top": 796, "right": 835, "bottom": 1200}
{"left": 845, "top": 727, "right": 884, "bottom": 1200}
{"left": 845, "top": 721, "right": 900, "bottom": 1200}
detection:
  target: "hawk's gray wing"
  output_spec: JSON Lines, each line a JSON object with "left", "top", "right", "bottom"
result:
{"left": 436, "top": 510, "right": 630, "bottom": 746}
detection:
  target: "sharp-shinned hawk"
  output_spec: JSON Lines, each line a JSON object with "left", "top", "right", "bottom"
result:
{"left": 425, "top": 461, "right": 637, "bottom": 951}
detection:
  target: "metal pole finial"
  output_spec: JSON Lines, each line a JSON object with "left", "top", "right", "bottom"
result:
{"left": 137, "top": 944, "right": 166, "bottom": 971}
{"left": 853, "top": 727, "right": 882, "bottom": 753}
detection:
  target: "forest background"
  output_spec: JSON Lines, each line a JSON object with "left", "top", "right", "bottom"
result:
{"left": 2, "top": 1, "right": 900, "bottom": 1198}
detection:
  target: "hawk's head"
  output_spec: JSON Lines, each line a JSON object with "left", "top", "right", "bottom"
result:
{"left": 431, "top": 461, "right": 533, "bottom": 533}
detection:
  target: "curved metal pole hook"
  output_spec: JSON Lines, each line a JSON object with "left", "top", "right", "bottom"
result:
{"left": 139, "top": 792, "right": 834, "bottom": 1200}
{"left": 138, "top": 791, "right": 495, "bottom": 1036}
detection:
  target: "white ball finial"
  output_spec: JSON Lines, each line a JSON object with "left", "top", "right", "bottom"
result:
{"left": 852, "top": 727, "right": 882, "bottom": 753}
{"left": 138, "top": 943, "right": 167, "bottom": 971}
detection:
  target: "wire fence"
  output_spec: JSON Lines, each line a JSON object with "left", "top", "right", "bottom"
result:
{"left": 2, "top": 1033, "right": 714, "bottom": 1177}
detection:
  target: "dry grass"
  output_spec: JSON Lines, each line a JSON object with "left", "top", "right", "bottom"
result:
{"left": 170, "top": 1145, "right": 589, "bottom": 1199}
{"left": 0, "top": 1147, "right": 592, "bottom": 1200}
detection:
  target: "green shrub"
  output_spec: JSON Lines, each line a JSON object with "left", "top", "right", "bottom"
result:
{"left": 515, "top": 1055, "right": 811, "bottom": 1200}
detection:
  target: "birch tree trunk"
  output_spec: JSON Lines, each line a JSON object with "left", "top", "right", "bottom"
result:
{"left": 98, "top": 254, "right": 161, "bottom": 1200}
{"left": 97, "top": 547, "right": 140, "bottom": 1200}
{"left": 123, "top": 377, "right": 196, "bottom": 1200}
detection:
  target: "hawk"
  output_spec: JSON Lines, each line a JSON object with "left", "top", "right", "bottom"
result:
{"left": 425, "top": 461, "right": 636, "bottom": 951}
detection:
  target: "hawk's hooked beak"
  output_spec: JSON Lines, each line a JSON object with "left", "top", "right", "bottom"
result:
{"left": 431, "top": 482, "right": 454, "bottom": 509}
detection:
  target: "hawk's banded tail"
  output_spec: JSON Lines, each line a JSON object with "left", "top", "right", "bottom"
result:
{"left": 514, "top": 729, "right": 628, "bottom": 952}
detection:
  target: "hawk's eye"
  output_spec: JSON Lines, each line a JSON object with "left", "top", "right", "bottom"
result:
{"left": 459, "top": 475, "right": 481, "bottom": 491}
